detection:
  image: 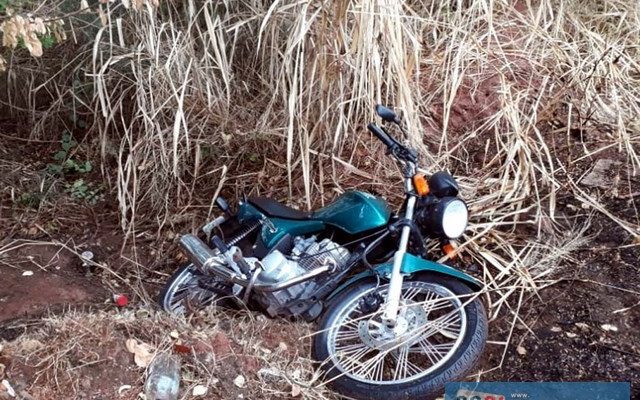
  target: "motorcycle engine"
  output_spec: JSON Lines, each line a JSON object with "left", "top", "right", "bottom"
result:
{"left": 253, "top": 236, "right": 350, "bottom": 319}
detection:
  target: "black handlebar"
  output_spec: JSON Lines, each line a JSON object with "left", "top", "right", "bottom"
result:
{"left": 367, "top": 123, "right": 395, "bottom": 148}
{"left": 367, "top": 122, "right": 418, "bottom": 164}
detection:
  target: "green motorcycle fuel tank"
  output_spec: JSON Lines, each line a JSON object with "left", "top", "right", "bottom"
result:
{"left": 237, "top": 191, "right": 391, "bottom": 248}
{"left": 312, "top": 191, "right": 391, "bottom": 234}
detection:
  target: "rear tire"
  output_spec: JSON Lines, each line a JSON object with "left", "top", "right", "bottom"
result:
{"left": 313, "top": 273, "right": 487, "bottom": 400}
{"left": 159, "top": 264, "right": 232, "bottom": 314}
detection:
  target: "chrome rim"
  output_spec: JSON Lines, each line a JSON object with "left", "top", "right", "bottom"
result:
{"left": 326, "top": 281, "right": 467, "bottom": 385}
{"left": 162, "top": 264, "right": 219, "bottom": 314}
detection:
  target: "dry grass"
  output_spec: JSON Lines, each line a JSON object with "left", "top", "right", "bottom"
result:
{"left": 2, "top": 307, "right": 337, "bottom": 399}
{"left": 1, "top": 0, "right": 640, "bottom": 395}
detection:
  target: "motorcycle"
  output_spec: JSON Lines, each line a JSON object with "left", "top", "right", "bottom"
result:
{"left": 159, "top": 105, "right": 487, "bottom": 400}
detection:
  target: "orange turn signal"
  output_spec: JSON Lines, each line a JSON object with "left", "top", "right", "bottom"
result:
{"left": 443, "top": 243, "right": 457, "bottom": 259}
{"left": 413, "top": 174, "right": 430, "bottom": 196}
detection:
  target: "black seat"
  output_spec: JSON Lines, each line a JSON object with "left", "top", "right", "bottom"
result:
{"left": 248, "top": 197, "right": 311, "bottom": 220}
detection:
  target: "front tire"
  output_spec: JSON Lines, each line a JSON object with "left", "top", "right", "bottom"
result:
{"left": 313, "top": 273, "right": 487, "bottom": 400}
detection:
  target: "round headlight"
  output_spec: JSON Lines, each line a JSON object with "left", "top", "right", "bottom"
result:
{"left": 441, "top": 198, "right": 468, "bottom": 239}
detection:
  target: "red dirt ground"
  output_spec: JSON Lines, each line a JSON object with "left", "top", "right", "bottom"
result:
{"left": 0, "top": 245, "right": 98, "bottom": 323}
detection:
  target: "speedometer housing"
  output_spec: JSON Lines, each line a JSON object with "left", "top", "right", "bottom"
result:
{"left": 429, "top": 171, "right": 459, "bottom": 197}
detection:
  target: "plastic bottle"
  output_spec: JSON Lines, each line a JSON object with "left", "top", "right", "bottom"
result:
{"left": 144, "top": 353, "right": 181, "bottom": 400}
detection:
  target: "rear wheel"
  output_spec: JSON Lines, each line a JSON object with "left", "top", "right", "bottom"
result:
{"left": 159, "top": 264, "right": 232, "bottom": 314}
{"left": 313, "top": 273, "right": 487, "bottom": 400}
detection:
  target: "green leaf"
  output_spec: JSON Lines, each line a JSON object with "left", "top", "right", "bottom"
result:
{"left": 53, "top": 150, "right": 67, "bottom": 161}
{"left": 63, "top": 159, "right": 78, "bottom": 170}
{"left": 40, "top": 34, "right": 55, "bottom": 49}
{"left": 62, "top": 141, "right": 73, "bottom": 151}
{"left": 47, "top": 164, "right": 63, "bottom": 175}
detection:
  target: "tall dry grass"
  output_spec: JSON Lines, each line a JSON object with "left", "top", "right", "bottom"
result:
{"left": 3, "top": 0, "right": 639, "bottom": 377}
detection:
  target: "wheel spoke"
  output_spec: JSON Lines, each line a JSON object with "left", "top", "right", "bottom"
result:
{"left": 334, "top": 329, "right": 361, "bottom": 341}
{"left": 335, "top": 342, "right": 368, "bottom": 353}
{"left": 409, "top": 340, "right": 454, "bottom": 354}
{"left": 402, "top": 287, "right": 421, "bottom": 301}
{"left": 391, "top": 347, "right": 422, "bottom": 380}
{"left": 355, "top": 350, "right": 387, "bottom": 379}
{"left": 337, "top": 346, "right": 372, "bottom": 372}
{"left": 414, "top": 338, "right": 453, "bottom": 362}
{"left": 421, "top": 297, "right": 456, "bottom": 314}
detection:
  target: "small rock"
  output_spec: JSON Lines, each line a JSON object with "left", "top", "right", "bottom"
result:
{"left": 565, "top": 332, "right": 577, "bottom": 338}
{"left": 118, "top": 385, "right": 132, "bottom": 395}
{"left": 21, "top": 271, "right": 33, "bottom": 277}
{"left": 516, "top": 345, "right": 527, "bottom": 355}
{"left": 1, "top": 380, "right": 15, "bottom": 397}
{"left": 258, "top": 367, "right": 281, "bottom": 382}
{"left": 169, "top": 331, "right": 180, "bottom": 339}
{"left": 575, "top": 322, "right": 590, "bottom": 331}
{"left": 550, "top": 326, "right": 562, "bottom": 333}
{"left": 233, "top": 375, "right": 246, "bottom": 388}
{"left": 580, "top": 159, "right": 622, "bottom": 189}
{"left": 80, "top": 377, "right": 91, "bottom": 390}
{"left": 277, "top": 342, "right": 288, "bottom": 352}
{"left": 80, "top": 251, "right": 94, "bottom": 267}
{"left": 601, "top": 324, "right": 618, "bottom": 332}
{"left": 291, "top": 384, "right": 302, "bottom": 397}
{"left": 192, "top": 385, "right": 208, "bottom": 396}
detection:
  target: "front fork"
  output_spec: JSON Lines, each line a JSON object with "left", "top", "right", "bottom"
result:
{"left": 381, "top": 194, "right": 417, "bottom": 327}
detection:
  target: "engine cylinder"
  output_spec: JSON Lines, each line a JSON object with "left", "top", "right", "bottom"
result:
{"left": 258, "top": 250, "right": 307, "bottom": 284}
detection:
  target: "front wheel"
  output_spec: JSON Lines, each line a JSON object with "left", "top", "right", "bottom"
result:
{"left": 313, "top": 273, "right": 487, "bottom": 400}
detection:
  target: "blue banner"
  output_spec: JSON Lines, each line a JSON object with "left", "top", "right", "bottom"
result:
{"left": 444, "top": 382, "right": 630, "bottom": 400}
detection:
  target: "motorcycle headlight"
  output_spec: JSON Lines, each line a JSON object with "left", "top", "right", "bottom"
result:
{"left": 426, "top": 197, "right": 468, "bottom": 239}
{"left": 441, "top": 198, "right": 468, "bottom": 238}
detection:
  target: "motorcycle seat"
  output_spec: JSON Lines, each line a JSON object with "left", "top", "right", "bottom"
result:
{"left": 247, "top": 197, "right": 312, "bottom": 220}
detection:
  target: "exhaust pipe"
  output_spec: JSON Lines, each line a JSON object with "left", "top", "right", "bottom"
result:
{"left": 179, "top": 234, "right": 238, "bottom": 282}
{"left": 179, "top": 234, "right": 330, "bottom": 292}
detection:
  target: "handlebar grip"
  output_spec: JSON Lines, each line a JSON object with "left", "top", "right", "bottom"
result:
{"left": 367, "top": 123, "right": 395, "bottom": 148}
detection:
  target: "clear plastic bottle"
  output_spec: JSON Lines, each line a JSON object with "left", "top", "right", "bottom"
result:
{"left": 144, "top": 353, "right": 181, "bottom": 400}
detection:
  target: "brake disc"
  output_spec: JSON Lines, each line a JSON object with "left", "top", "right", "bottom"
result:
{"left": 358, "top": 302, "right": 428, "bottom": 351}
